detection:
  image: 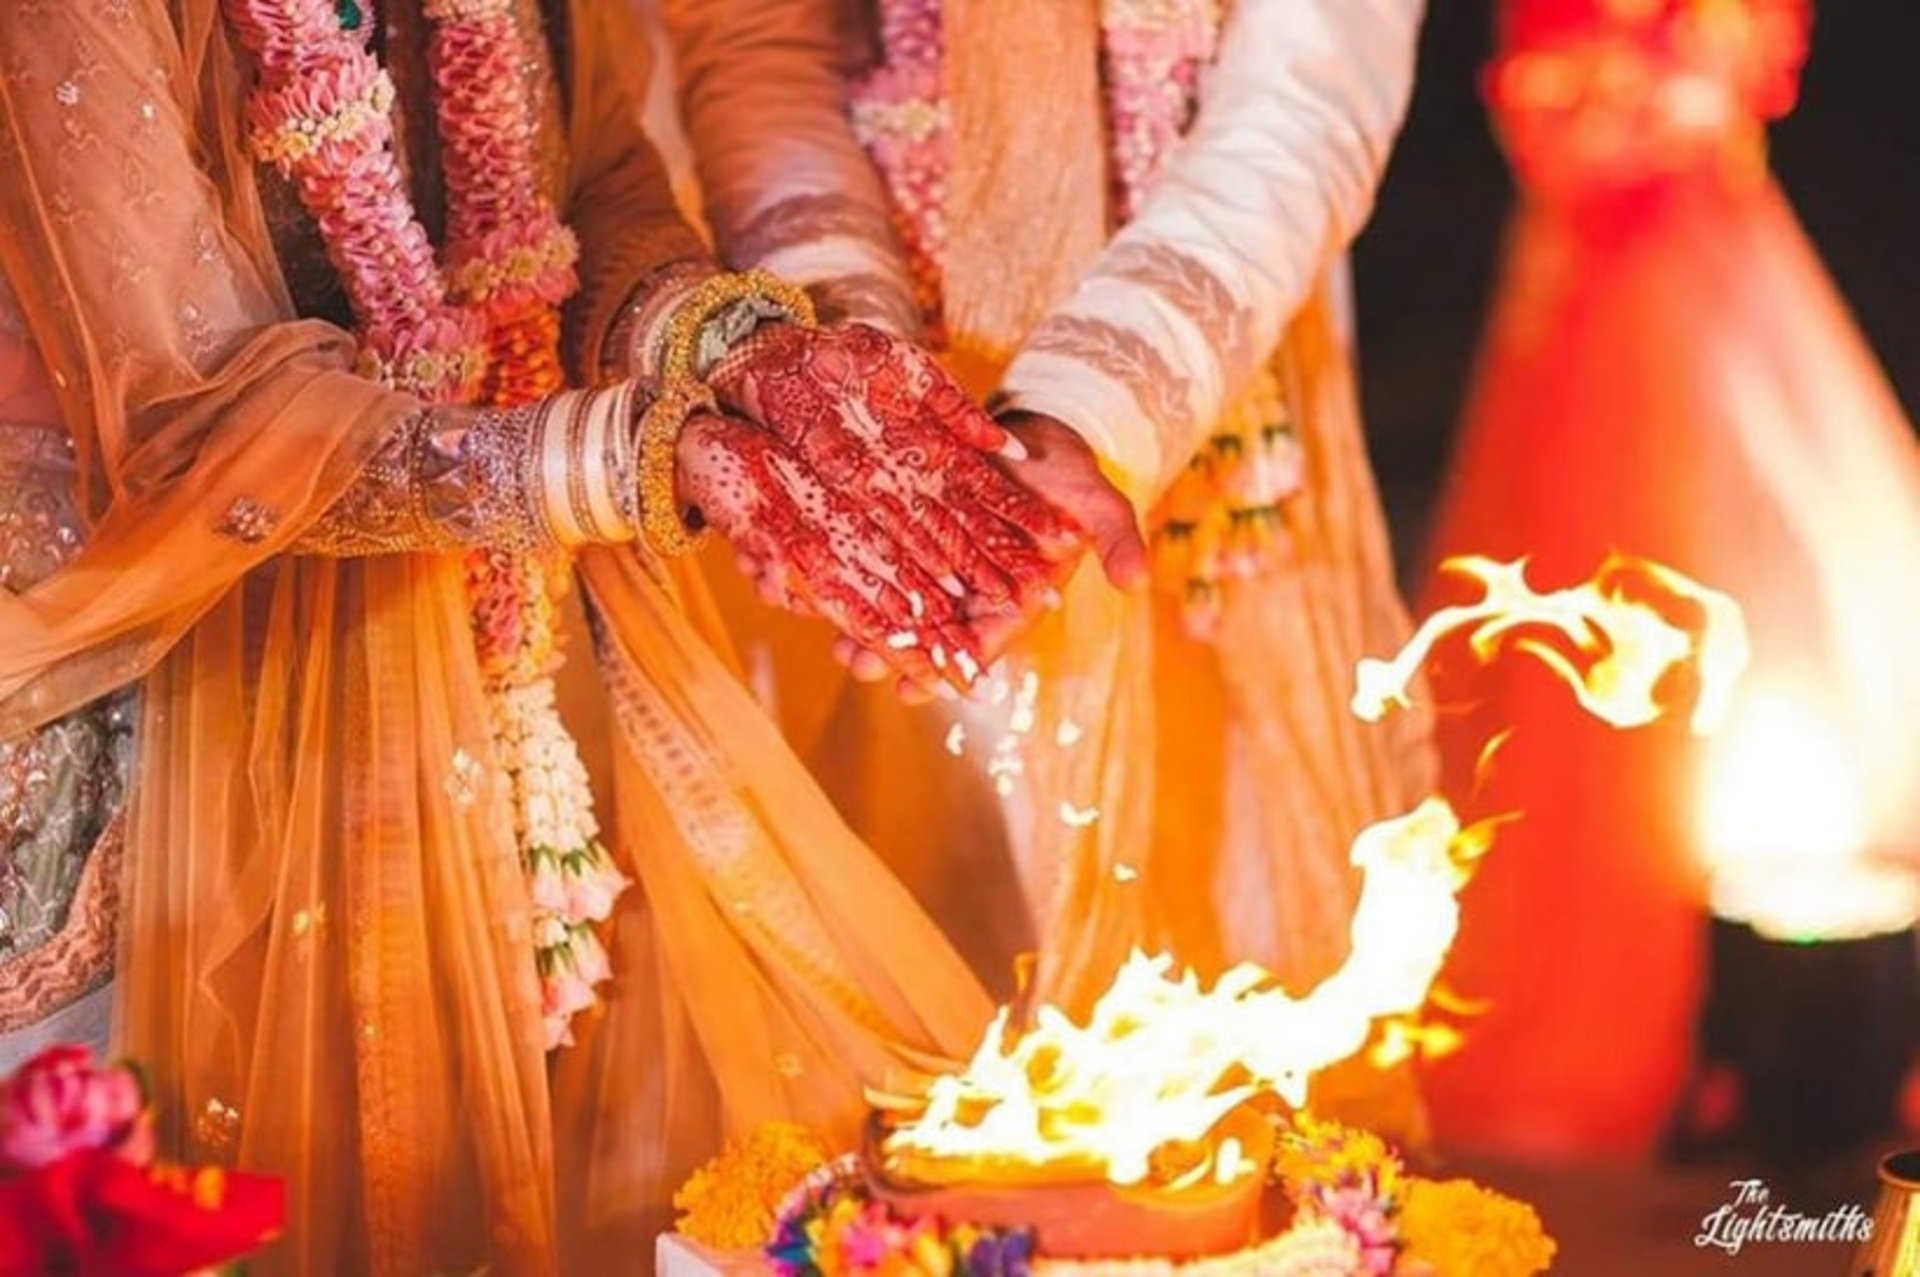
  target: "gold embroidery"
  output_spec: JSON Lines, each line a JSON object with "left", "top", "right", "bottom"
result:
{"left": 216, "top": 497, "right": 279, "bottom": 544}
{"left": 295, "top": 405, "right": 548, "bottom": 556}
{"left": 193, "top": 1096, "right": 240, "bottom": 1157}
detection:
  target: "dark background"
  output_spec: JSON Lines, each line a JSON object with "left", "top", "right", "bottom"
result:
{"left": 1352, "top": 1, "right": 1920, "bottom": 583}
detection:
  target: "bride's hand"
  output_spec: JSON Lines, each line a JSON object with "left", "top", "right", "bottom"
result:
{"left": 675, "top": 410, "right": 982, "bottom": 694}
{"left": 826, "top": 411, "right": 1147, "bottom": 701}
{"left": 710, "top": 323, "right": 1082, "bottom": 630}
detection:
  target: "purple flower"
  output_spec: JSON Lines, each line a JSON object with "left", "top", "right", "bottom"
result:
{"left": 965, "top": 1228, "right": 1034, "bottom": 1277}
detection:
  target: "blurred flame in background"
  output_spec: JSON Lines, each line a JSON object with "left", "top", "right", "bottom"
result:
{"left": 1699, "top": 682, "right": 1920, "bottom": 941}
{"left": 1353, "top": 554, "right": 1749, "bottom": 735}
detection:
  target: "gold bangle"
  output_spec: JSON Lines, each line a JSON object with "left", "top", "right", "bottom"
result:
{"left": 638, "top": 382, "right": 718, "bottom": 558}
{"left": 658, "top": 269, "right": 818, "bottom": 386}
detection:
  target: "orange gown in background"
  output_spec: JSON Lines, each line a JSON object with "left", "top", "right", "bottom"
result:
{"left": 1421, "top": 0, "right": 1920, "bottom": 1159}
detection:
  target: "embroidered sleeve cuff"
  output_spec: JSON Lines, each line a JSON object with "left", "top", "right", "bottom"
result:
{"left": 295, "top": 383, "right": 644, "bottom": 556}
{"left": 994, "top": 358, "right": 1159, "bottom": 512}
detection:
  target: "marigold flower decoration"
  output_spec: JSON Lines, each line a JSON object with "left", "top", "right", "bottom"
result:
{"left": 674, "top": 1122, "right": 834, "bottom": 1250}
{"left": 1396, "top": 1178, "right": 1555, "bottom": 1277}
{"left": 713, "top": 1114, "right": 1555, "bottom": 1277}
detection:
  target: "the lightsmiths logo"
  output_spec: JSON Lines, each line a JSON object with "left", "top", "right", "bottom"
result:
{"left": 1695, "top": 1178, "right": 1874, "bottom": 1256}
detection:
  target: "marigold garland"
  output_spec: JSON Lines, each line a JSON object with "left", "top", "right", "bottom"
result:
{"left": 674, "top": 1122, "right": 835, "bottom": 1251}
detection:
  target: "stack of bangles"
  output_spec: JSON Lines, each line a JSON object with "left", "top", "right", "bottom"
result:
{"left": 635, "top": 269, "right": 817, "bottom": 558}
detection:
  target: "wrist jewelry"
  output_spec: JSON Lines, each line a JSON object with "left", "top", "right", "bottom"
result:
{"left": 529, "top": 385, "right": 644, "bottom": 545}
{"left": 658, "top": 269, "right": 817, "bottom": 385}
{"left": 638, "top": 381, "right": 719, "bottom": 557}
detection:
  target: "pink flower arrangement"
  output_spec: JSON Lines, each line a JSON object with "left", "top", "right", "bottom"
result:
{"left": 1100, "top": 0, "right": 1221, "bottom": 220}
{"left": 530, "top": 855, "right": 570, "bottom": 915}
{"left": 230, "top": 3, "right": 483, "bottom": 405}
{"left": 446, "top": 216, "right": 581, "bottom": 319}
{"left": 0, "top": 1046, "right": 151, "bottom": 1173}
{"left": 1315, "top": 1184, "right": 1398, "bottom": 1277}
{"left": 538, "top": 927, "right": 614, "bottom": 1049}
{"left": 0, "top": 1048, "right": 285, "bottom": 1274}
{"left": 563, "top": 850, "right": 628, "bottom": 924}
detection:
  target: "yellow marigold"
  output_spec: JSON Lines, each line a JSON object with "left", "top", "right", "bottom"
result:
{"left": 673, "top": 1121, "right": 832, "bottom": 1250}
{"left": 1398, "top": 1177, "right": 1556, "bottom": 1276}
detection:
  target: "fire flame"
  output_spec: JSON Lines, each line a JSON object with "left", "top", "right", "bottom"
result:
{"left": 884, "top": 800, "right": 1494, "bottom": 1187}
{"left": 1352, "top": 555, "right": 1748, "bottom": 735}
{"left": 884, "top": 555, "right": 1747, "bottom": 1190}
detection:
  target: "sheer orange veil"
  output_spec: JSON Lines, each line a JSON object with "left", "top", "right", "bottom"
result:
{"left": 0, "top": 3, "right": 988, "bottom": 1271}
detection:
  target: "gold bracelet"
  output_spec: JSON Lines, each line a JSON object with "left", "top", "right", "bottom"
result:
{"left": 638, "top": 382, "right": 718, "bottom": 558}
{"left": 658, "top": 269, "right": 818, "bottom": 386}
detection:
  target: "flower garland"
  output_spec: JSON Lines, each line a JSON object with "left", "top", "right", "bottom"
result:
{"left": 226, "top": 0, "right": 624, "bottom": 1049}
{"left": 848, "top": 1, "right": 949, "bottom": 332}
{"left": 766, "top": 1156, "right": 1037, "bottom": 1277}
{"left": 848, "top": 0, "right": 1302, "bottom": 639}
{"left": 1098, "top": 0, "right": 1220, "bottom": 224}
{"left": 1098, "top": 0, "right": 1305, "bottom": 637}
{"left": 727, "top": 1117, "right": 1553, "bottom": 1277}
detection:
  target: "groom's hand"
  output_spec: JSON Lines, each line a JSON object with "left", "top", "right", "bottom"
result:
{"left": 991, "top": 411, "right": 1148, "bottom": 593}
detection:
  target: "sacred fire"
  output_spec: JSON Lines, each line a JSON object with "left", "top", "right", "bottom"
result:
{"left": 872, "top": 555, "right": 1749, "bottom": 1207}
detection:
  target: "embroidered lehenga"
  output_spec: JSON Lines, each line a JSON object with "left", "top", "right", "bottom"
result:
{"left": 0, "top": 286, "right": 132, "bottom": 1074}
{"left": 1421, "top": 0, "right": 1920, "bottom": 1157}
{"left": 665, "top": 0, "right": 1436, "bottom": 1128}
{"left": 0, "top": 2, "right": 990, "bottom": 1270}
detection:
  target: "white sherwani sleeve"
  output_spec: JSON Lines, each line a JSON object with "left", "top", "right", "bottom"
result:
{"left": 997, "top": 0, "right": 1424, "bottom": 506}
{"left": 662, "top": 0, "right": 923, "bottom": 335}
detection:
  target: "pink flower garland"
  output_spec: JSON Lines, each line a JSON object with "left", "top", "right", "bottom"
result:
{"left": 849, "top": 0, "right": 1220, "bottom": 289}
{"left": 230, "top": 0, "right": 485, "bottom": 403}
{"left": 1099, "top": 0, "right": 1221, "bottom": 221}
{"left": 426, "top": 0, "right": 579, "bottom": 338}
{"left": 849, "top": 0, "right": 950, "bottom": 332}
{"left": 227, "top": 0, "right": 622, "bottom": 1050}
